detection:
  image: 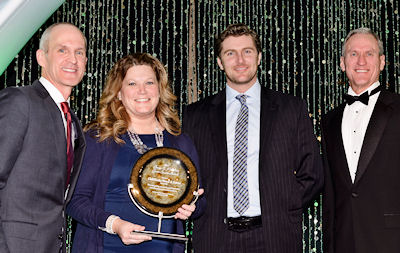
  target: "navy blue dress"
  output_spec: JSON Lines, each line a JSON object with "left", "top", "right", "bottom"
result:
{"left": 103, "top": 132, "right": 177, "bottom": 253}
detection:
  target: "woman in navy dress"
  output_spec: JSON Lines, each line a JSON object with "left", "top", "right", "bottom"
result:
{"left": 66, "top": 53, "right": 205, "bottom": 253}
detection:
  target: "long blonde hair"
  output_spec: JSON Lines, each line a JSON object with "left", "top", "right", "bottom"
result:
{"left": 85, "top": 53, "right": 181, "bottom": 143}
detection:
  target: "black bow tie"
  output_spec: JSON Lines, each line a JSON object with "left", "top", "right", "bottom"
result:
{"left": 344, "top": 85, "right": 382, "bottom": 105}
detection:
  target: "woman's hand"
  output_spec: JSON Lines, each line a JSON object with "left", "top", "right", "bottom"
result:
{"left": 174, "top": 188, "right": 204, "bottom": 220}
{"left": 112, "top": 218, "right": 152, "bottom": 245}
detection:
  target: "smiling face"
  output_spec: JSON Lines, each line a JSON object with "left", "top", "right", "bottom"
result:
{"left": 36, "top": 24, "right": 87, "bottom": 99}
{"left": 340, "top": 33, "right": 385, "bottom": 94}
{"left": 217, "top": 35, "right": 261, "bottom": 93}
{"left": 118, "top": 65, "right": 160, "bottom": 122}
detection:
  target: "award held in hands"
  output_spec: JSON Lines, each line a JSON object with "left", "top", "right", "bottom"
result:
{"left": 128, "top": 147, "right": 199, "bottom": 241}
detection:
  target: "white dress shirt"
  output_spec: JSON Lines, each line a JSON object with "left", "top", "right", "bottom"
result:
{"left": 226, "top": 80, "right": 261, "bottom": 217}
{"left": 342, "top": 81, "right": 381, "bottom": 183}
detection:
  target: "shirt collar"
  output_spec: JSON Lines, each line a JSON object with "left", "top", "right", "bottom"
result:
{"left": 347, "top": 81, "right": 380, "bottom": 97}
{"left": 39, "top": 77, "right": 69, "bottom": 104}
{"left": 226, "top": 79, "right": 261, "bottom": 103}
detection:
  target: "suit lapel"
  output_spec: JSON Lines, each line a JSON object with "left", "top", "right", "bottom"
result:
{"left": 259, "top": 88, "right": 278, "bottom": 156}
{"left": 66, "top": 112, "right": 86, "bottom": 202}
{"left": 327, "top": 104, "right": 353, "bottom": 185}
{"left": 354, "top": 91, "right": 392, "bottom": 184}
{"left": 208, "top": 90, "right": 228, "bottom": 188}
{"left": 33, "top": 81, "right": 67, "bottom": 163}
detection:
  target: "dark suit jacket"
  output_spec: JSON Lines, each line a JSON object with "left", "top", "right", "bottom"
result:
{"left": 66, "top": 130, "right": 205, "bottom": 253}
{"left": 322, "top": 90, "right": 400, "bottom": 253}
{"left": 183, "top": 87, "right": 323, "bottom": 253}
{"left": 0, "top": 80, "right": 85, "bottom": 253}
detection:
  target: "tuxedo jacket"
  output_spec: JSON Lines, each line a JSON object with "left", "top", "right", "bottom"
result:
{"left": 183, "top": 86, "right": 323, "bottom": 253}
{"left": 322, "top": 90, "right": 400, "bottom": 253}
{"left": 0, "top": 80, "right": 86, "bottom": 253}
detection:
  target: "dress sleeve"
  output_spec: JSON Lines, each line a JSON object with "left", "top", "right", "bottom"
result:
{"left": 175, "top": 134, "right": 206, "bottom": 219}
{"left": 66, "top": 132, "right": 113, "bottom": 229}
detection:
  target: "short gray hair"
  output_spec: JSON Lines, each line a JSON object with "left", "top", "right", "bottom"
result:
{"left": 341, "top": 27, "right": 384, "bottom": 56}
{"left": 39, "top": 22, "right": 87, "bottom": 53}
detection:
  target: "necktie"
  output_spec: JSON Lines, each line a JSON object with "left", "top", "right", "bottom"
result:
{"left": 60, "top": 102, "right": 74, "bottom": 188}
{"left": 233, "top": 94, "right": 249, "bottom": 215}
{"left": 344, "top": 85, "right": 382, "bottom": 105}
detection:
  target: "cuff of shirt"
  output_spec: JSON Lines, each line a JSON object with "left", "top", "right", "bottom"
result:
{"left": 98, "top": 215, "right": 120, "bottom": 234}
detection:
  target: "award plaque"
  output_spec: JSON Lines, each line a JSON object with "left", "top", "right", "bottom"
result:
{"left": 127, "top": 147, "right": 199, "bottom": 241}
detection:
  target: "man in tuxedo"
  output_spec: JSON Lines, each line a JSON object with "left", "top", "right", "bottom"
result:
{"left": 183, "top": 23, "right": 323, "bottom": 253}
{"left": 0, "top": 22, "right": 87, "bottom": 253}
{"left": 322, "top": 28, "right": 400, "bottom": 253}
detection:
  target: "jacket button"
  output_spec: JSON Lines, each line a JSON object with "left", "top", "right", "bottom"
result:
{"left": 58, "top": 234, "right": 63, "bottom": 240}
{"left": 351, "top": 192, "right": 359, "bottom": 198}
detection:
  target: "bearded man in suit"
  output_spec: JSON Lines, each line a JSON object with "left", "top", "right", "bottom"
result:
{"left": 322, "top": 27, "right": 400, "bottom": 253}
{"left": 0, "top": 22, "right": 87, "bottom": 253}
{"left": 183, "top": 23, "right": 323, "bottom": 253}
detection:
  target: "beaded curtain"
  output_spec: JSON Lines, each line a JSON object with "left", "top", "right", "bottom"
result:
{"left": 1, "top": 1, "right": 399, "bottom": 252}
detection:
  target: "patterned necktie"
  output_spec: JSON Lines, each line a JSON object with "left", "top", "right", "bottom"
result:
{"left": 60, "top": 102, "right": 74, "bottom": 188}
{"left": 233, "top": 94, "right": 249, "bottom": 215}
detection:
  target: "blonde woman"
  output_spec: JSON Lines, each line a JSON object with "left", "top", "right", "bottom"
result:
{"left": 67, "top": 53, "right": 205, "bottom": 253}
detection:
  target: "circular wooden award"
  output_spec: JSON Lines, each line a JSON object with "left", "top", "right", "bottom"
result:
{"left": 128, "top": 147, "right": 198, "bottom": 217}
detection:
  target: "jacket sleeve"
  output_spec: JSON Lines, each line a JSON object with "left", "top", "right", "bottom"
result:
{"left": 0, "top": 88, "right": 29, "bottom": 253}
{"left": 294, "top": 100, "right": 324, "bottom": 207}
{"left": 66, "top": 132, "right": 113, "bottom": 230}
{"left": 175, "top": 133, "right": 206, "bottom": 219}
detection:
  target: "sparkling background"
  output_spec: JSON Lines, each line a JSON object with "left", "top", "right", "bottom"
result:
{"left": 1, "top": 0, "right": 399, "bottom": 252}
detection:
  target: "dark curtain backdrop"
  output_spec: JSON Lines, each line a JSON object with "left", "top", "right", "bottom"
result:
{"left": 1, "top": 1, "right": 399, "bottom": 252}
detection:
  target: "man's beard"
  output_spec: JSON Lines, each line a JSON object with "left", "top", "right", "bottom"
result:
{"left": 226, "top": 70, "right": 258, "bottom": 86}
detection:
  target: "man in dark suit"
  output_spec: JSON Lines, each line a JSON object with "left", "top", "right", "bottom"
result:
{"left": 0, "top": 22, "right": 86, "bottom": 253}
{"left": 183, "top": 23, "right": 323, "bottom": 253}
{"left": 322, "top": 28, "right": 400, "bottom": 253}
